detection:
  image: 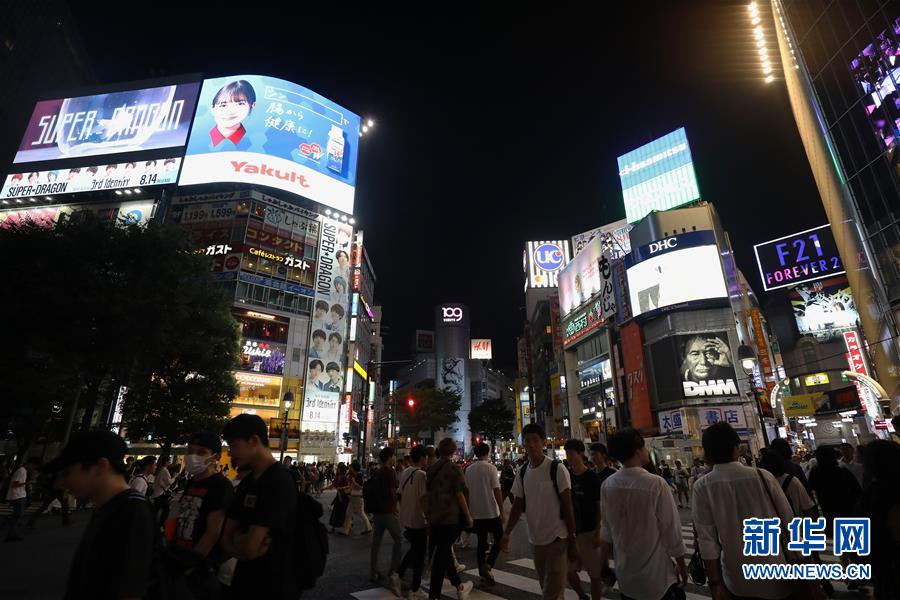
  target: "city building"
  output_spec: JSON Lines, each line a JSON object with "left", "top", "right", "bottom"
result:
{"left": 770, "top": 0, "right": 900, "bottom": 409}
{"left": 0, "top": 73, "right": 373, "bottom": 463}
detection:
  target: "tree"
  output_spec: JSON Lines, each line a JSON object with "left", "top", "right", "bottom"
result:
{"left": 117, "top": 222, "right": 239, "bottom": 456}
{"left": 469, "top": 397, "right": 515, "bottom": 455}
{"left": 0, "top": 214, "right": 239, "bottom": 460}
{"left": 396, "top": 386, "right": 461, "bottom": 443}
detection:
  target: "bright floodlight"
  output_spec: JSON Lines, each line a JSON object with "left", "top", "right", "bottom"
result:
{"left": 349, "top": 218, "right": 356, "bottom": 225}
{"left": 362, "top": 125, "right": 369, "bottom": 133}
{"left": 765, "top": 75, "right": 775, "bottom": 83}
{"left": 325, "top": 209, "right": 332, "bottom": 215}
{"left": 367, "top": 119, "right": 374, "bottom": 127}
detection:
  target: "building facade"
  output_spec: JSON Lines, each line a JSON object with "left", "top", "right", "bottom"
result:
{"left": 772, "top": 0, "right": 900, "bottom": 408}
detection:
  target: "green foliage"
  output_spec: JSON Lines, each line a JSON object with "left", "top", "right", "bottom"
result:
{"left": 0, "top": 214, "right": 239, "bottom": 453}
{"left": 469, "top": 397, "right": 515, "bottom": 445}
{"left": 396, "top": 386, "right": 462, "bottom": 439}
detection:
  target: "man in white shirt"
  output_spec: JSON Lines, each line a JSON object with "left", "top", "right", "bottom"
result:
{"left": 501, "top": 423, "right": 577, "bottom": 600}
{"left": 692, "top": 422, "right": 794, "bottom": 600}
{"left": 3, "top": 457, "right": 38, "bottom": 541}
{"left": 598, "top": 428, "right": 686, "bottom": 600}
{"left": 395, "top": 445, "right": 430, "bottom": 600}
{"left": 465, "top": 442, "right": 504, "bottom": 586}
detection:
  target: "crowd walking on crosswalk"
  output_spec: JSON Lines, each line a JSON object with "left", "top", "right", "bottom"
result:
{"left": 2, "top": 414, "right": 900, "bottom": 599}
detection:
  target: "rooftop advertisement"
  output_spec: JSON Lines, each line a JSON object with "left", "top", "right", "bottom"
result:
{"left": 524, "top": 240, "right": 571, "bottom": 289}
{"left": 753, "top": 224, "right": 845, "bottom": 291}
{"left": 179, "top": 75, "right": 360, "bottom": 214}
{"left": 14, "top": 83, "right": 199, "bottom": 164}
{"left": 571, "top": 219, "right": 632, "bottom": 259}
{"left": 617, "top": 127, "right": 701, "bottom": 224}
{"left": 625, "top": 230, "right": 727, "bottom": 317}
{"left": 558, "top": 235, "right": 616, "bottom": 320}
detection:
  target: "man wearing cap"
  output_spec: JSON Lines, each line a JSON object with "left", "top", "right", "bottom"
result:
{"left": 173, "top": 431, "right": 233, "bottom": 557}
{"left": 47, "top": 430, "right": 158, "bottom": 600}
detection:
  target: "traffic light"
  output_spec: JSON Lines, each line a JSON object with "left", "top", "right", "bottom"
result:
{"left": 475, "top": 436, "right": 481, "bottom": 444}
{"left": 407, "top": 397, "right": 415, "bottom": 409}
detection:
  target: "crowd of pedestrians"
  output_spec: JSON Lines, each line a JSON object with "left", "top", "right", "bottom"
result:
{"left": 3, "top": 414, "right": 900, "bottom": 599}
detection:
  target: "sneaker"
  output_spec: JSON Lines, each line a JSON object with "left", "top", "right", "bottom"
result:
{"left": 454, "top": 562, "right": 466, "bottom": 573}
{"left": 407, "top": 590, "right": 427, "bottom": 600}
{"left": 456, "top": 581, "right": 473, "bottom": 600}
{"left": 388, "top": 573, "right": 402, "bottom": 597}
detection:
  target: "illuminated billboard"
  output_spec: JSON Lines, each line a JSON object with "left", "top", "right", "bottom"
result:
{"left": 470, "top": 339, "right": 492, "bottom": 360}
{"left": 14, "top": 82, "right": 199, "bottom": 164}
{"left": 650, "top": 332, "right": 739, "bottom": 399}
{"left": 2, "top": 159, "right": 180, "bottom": 199}
{"left": 524, "top": 240, "right": 571, "bottom": 289}
{"left": 617, "top": 127, "right": 700, "bottom": 224}
{"left": 571, "top": 219, "right": 632, "bottom": 259}
{"left": 0, "top": 200, "right": 155, "bottom": 229}
{"left": 789, "top": 276, "right": 858, "bottom": 342}
{"left": 753, "top": 224, "right": 845, "bottom": 291}
{"left": 179, "top": 75, "right": 361, "bottom": 214}
{"left": 625, "top": 230, "right": 727, "bottom": 317}
{"left": 558, "top": 236, "right": 616, "bottom": 319}
{"left": 303, "top": 216, "right": 354, "bottom": 433}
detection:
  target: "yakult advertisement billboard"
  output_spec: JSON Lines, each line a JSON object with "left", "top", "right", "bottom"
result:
{"left": 179, "top": 75, "right": 361, "bottom": 214}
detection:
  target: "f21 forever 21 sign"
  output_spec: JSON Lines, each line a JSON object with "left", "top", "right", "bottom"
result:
{"left": 753, "top": 224, "right": 845, "bottom": 292}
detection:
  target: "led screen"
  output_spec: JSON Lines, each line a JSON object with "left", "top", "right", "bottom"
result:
{"left": 625, "top": 230, "right": 726, "bottom": 317}
{"left": 617, "top": 127, "right": 700, "bottom": 224}
{"left": 789, "top": 276, "right": 859, "bottom": 342}
{"left": 753, "top": 224, "right": 844, "bottom": 291}
{"left": 14, "top": 83, "right": 199, "bottom": 164}
{"left": 180, "top": 75, "right": 360, "bottom": 214}
{"left": 2, "top": 158, "right": 180, "bottom": 199}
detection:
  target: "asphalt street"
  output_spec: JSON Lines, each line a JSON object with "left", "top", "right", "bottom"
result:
{"left": 0, "top": 491, "right": 868, "bottom": 600}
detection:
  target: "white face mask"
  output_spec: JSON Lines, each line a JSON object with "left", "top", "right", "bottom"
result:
{"left": 185, "top": 454, "right": 213, "bottom": 476}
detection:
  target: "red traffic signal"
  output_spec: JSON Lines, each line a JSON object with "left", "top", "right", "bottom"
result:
{"left": 407, "top": 397, "right": 415, "bottom": 408}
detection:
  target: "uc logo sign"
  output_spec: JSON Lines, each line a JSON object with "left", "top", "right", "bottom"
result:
{"left": 442, "top": 306, "right": 464, "bottom": 322}
{"left": 534, "top": 243, "right": 564, "bottom": 271}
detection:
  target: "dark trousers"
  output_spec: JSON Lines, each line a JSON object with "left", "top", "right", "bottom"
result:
{"left": 2, "top": 498, "right": 27, "bottom": 539}
{"left": 473, "top": 517, "right": 502, "bottom": 572}
{"left": 429, "top": 524, "right": 461, "bottom": 599}
{"left": 27, "top": 489, "right": 69, "bottom": 527}
{"left": 397, "top": 527, "right": 427, "bottom": 592}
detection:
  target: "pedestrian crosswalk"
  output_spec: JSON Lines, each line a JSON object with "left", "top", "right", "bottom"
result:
{"left": 349, "top": 523, "right": 857, "bottom": 600}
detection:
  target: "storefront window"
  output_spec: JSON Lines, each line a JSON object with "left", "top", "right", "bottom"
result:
{"left": 234, "top": 372, "right": 283, "bottom": 409}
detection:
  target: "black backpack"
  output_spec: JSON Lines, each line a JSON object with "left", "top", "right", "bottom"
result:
{"left": 363, "top": 470, "right": 388, "bottom": 514}
{"left": 293, "top": 489, "right": 329, "bottom": 590}
{"left": 518, "top": 459, "right": 564, "bottom": 519}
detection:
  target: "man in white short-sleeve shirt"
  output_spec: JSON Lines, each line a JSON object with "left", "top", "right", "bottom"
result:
{"left": 465, "top": 442, "right": 504, "bottom": 585}
{"left": 395, "top": 445, "right": 430, "bottom": 598}
{"left": 3, "top": 458, "right": 37, "bottom": 541}
{"left": 501, "top": 424, "right": 577, "bottom": 600}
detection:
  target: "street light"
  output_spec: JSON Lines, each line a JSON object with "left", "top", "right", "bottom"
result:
{"left": 738, "top": 343, "right": 770, "bottom": 447}
{"left": 280, "top": 391, "right": 294, "bottom": 462}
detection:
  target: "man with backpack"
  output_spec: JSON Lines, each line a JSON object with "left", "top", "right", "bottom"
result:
{"left": 46, "top": 431, "right": 158, "bottom": 599}
{"left": 366, "top": 447, "right": 404, "bottom": 595}
{"left": 221, "top": 414, "right": 299, "bottom": 599}
{"left": 396, "top": 445, "right": 430, "bottom": 599}
{"left": 501, "top": 423, "right": 578, "bottom": 600}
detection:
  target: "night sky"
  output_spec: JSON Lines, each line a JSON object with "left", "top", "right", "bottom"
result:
{"left": 72, "top": 0, "right": 825, "bottom": 372}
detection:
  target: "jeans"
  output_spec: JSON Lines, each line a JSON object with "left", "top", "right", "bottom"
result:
{"left": 429, "top": 524, "right": 462, "bottom": 599}
{"left": 370, "top": 512, "right": 403, "bottom": 578}
{"left": 3, "top": 498, "right": 27, "bottom": 539}
{"left": 397, "top": 527, "right": 427, "bottom": 592}
{"left": 473, "top": 517, "right": 503, "bottom": 572}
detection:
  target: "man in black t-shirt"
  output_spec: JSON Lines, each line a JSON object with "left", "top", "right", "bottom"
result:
{"left": 172, "top": 429, "right": 233, "bottom": 597}
{"left": 221, "top": 414, "right": 299, "bottom": 599}
{"left": 565, "top": 439, "right": 605, "bottom": 600}
{"left": 45, "top": 430, "right": 158, "bottom": 600}
{"left": 590, "top": 442, "right": 618, "bottom": 485}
